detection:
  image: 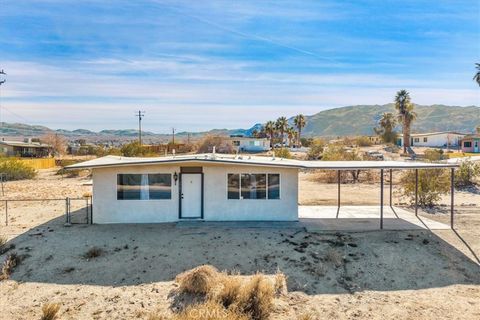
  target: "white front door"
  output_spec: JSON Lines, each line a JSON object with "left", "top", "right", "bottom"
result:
{"left": 475, "top": 141, "right": 479, "bottom": 153}
{"left": 180, "top": 173, "right": 202, "bottom": 218}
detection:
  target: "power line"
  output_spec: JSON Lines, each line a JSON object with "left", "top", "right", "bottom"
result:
{"left": 135, "top": 110, "right": 145, "bottom": 145}
{"left": 0, "top": 69, "right": 6, "bottom": 134}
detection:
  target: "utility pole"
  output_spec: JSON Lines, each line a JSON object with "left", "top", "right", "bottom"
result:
{"left": 172, "top": 127, "right": 175, "bottom": 145}
{"left": 135, "top": 110, "right": 145, "bottom": 145}
{"left": 0, "top": 70, "right": 6, "bottom": 130}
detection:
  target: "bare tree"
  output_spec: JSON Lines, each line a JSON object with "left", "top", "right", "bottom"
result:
{"left": 41, "top": 133, "right": 67, "bottom": 156}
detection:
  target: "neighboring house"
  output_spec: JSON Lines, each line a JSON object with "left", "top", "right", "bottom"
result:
{"left": 0, "top": 138, "right": 52, "bottom": 157}
{"left": 65, "top": 153, "right": 455, "bottom": 224}
{"left": 229, "top": 136, "right": 270, "bottom": 152}
{"left": 460, "top": 134, "right": 480, "bottom": 153}
{"left": 397, "top": 131, "right": 466, "bottom": 148}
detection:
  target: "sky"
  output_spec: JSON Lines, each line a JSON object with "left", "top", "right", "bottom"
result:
{"left": 0, "top": 0, "right": 479, "bottom": 132}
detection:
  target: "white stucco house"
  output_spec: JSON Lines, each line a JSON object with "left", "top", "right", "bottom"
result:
{"left": 228, "top": 136, "right": 270, "bottom": 152}
{"left": 398, "top": 131, "right": 466, "bottom": 148}
{"left": 66, "top": 153, "right": 456, "bottom": 224}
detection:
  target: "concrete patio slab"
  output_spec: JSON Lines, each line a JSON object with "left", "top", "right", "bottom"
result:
{"left": 299, "top": 205, "right": 450, "bottom": 232}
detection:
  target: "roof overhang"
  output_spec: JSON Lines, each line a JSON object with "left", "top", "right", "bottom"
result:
{"left": 65, "top": 154, "right": 459, "bottom": 171}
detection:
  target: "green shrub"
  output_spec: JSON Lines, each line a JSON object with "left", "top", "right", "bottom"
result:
{"left": 400, "top": 169, "right": 450, "bottom": 207}
{"left": 306, "top": 139, "right": 326, "bottom": 160}
{"left": 0, "top": 159, "right": 36, "bottom": 180}
{"left": 274, "top": 148, "right": 291, "bottom": 159}
{"left": 455, "top": 160, "right": 480, "bottom": 187}
{"left": 423, "top": 149, "right": 444, "bottom": 162}
{"left": 355, "top": 136, "right": 372, "bottom": 147}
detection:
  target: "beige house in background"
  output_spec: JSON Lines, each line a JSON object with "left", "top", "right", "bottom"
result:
{"left": 398, "top": 131, "right": 466, "bottom": 148}
{"left": 0, "top": 138, "right": 52, "bottom": 157}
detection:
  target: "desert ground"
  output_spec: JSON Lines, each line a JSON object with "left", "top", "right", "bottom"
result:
{"left": 0, "top": 168, "right": 479, "bottom": 319}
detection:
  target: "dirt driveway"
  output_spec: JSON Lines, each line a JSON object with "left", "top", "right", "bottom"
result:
{"left": 0, "top": 169, "right": 479, "bottom": 319}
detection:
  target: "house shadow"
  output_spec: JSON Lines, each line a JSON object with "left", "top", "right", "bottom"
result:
{"left": 1, "top": 207, "right": 479, "bottom": 295}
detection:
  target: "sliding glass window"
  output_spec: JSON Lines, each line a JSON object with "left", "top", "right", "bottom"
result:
{"left": 241, "top": 173, "right": 267, "bottom": 199}
{"left": 117, "top": 174, "right": 171, "bottom": 200}
{"left": 227, "top": 173, "right": 280, "bottom": 200}
{"left": 267, "top": 174, "right": 280, "bottom": 199}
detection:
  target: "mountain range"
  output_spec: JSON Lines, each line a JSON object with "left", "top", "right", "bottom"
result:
{"left": 1, "top": 104, "right": 478, "bottom": 141}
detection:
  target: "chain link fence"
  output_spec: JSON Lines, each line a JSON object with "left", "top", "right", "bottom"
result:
{"left": 2, "top": 197, "right": 92, "bottom": 227}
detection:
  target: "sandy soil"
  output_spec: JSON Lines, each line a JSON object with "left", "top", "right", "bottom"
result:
{"left": 0, "top": 169, "right": 479, "bottom": 320}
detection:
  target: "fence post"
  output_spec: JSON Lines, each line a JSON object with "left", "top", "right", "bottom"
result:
{"left": 86, "top": 197, "right": 89, "bottom": 224}
{"left": 65, "top": 197, "right": 71, "bottom": 226}
{"left": 90, "top": 195, "right": 93, "bottom": 224}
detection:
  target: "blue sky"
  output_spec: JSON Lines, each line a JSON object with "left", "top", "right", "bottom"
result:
{"left": 0, "top": 0, "right": 479, "bottom": 132}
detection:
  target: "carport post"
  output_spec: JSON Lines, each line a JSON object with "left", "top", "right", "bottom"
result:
{"left": 380, "top": 169, "right": 384, "bottom": 229}
{"left": 451, "top": 168, "right": 455, "bottom": 229}
{"left": 415, "top": 169, "right": 418, "bottom": 216}
{"left": 336, "top": 170, "right": 340, "bottom": 218}
{"left": 389, "top": 169, "right": 393, "bottom": 207}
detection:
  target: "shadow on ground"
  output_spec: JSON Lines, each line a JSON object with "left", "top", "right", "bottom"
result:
{"left": 1, "top": 208, "right": 479, "bottom": 295}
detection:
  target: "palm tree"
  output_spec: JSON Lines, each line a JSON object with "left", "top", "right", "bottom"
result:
{"left": 293, "top": 114, "right": 306, "bottom": 146}
{"left": 474, "top": 63, "right": 480, "bottom": 86}
{"left": 264, "top": 121, "right": 276, "bottom": 148}
{"left": 275, "top": 117, "right": 288, "bottom": 147}
{"left": 286, "top": 127, "right": 296, "bottom": 147}
{"left": 374, "top": 112, "right": 397, "bottom": 143}
{"left": 395, "top": 90, "right": 417, "bottom": 153}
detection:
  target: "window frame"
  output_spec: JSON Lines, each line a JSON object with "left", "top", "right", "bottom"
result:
{"left": 226, "top": 172, "right": 281, "bottom": 200}
{"left": 464, "top": 141, "right": 472, "bottom": 148}
{"left": 116, "top": 173, "right": 173, "bottom": 201}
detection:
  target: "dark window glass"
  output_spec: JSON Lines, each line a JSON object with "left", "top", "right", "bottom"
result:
{"left": 117, "top": 174, "right": 171, "bottom": 200}
{"left": 241, "top": 174, "right": 266, "bottom": 199}
{"left": 227, "top": 174, "right": 240, "bottom": 199}
{"left": 464, "top": 141, "right": 472, "bottom": 148}
{"left": 268, "top": 174, "right": 280, "bottom": 199}
{"left": 148, "top": 174, "right": 172, "bottom": 199}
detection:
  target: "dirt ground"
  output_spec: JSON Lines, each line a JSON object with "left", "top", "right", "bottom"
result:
{"left": 0, "top": 169, "right": 479, "bottom": 320}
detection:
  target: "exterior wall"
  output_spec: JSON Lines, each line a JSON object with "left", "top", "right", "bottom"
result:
{"left": 92, "top": 163, "right": 298, "bottom": 224}
{"left": 461, "top": 138, "right": 480, "bottom": 153}
{"left": 399, "top": 133, "right": 465, "bottom": 147}
{"left": 230, "top": 138, "right": 270, "bottom": 152}
{"left": 92, "top": 165, "right": 180, "bottom": 224}
{"left": 203, "top": 166, "right": 298, "bottom": 221}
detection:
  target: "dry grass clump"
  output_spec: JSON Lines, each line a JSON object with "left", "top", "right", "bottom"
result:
{"left": 40, "top": 303, "right": 60, "bottom": 320}
{"left": 174, "top": 265, "right": 284, "bottom": 320}
{"left": 0, "top": 252, "right": 21, "bottom": 280}
{"left": 211, "top": 275, "right": 242, "bottom": 308}
{"left": 234, "top": 274, "right": 275, "bottom": 320}
{"left": 297, "top": 313, "right": 316, "bottom": 320}
{"left": 173, "top": 300, "right": 249, "bottom": 320}
{"left": 0, "top": 235, "right": 7, "bottom": 248}
{"left": 273, "top": 269, "right": 287, "bottom": 295}
{"left": 176, "top": 265, "right": 220, "bottom": 295}
{"left": 83, "top": 247, "right": 104, "bottom": 260}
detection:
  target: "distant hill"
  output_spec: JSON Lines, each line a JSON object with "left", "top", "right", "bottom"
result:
{"left": 0, "top": 104, "right": 477, "bottom": 141}
{"left": 300, "top": 104, "right": 479, "bottom": 137}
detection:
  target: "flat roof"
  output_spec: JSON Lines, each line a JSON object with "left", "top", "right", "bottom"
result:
{"left": 65, "top": 153, "right": 458, "bottom": 170}
{"left": 0, "top": 140, "right": 51, "bottom": 148}
{"left": 408, "top": 131, "right": 467, "bottom": 137}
